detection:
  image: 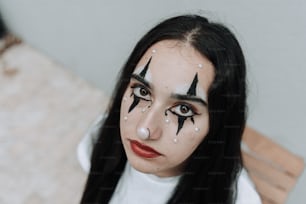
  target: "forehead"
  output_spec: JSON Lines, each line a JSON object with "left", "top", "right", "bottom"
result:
{"left": 134, "top": 40, "right": 215, "bottom": 93}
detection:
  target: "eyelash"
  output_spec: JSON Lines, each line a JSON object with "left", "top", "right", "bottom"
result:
{"left": 167, "top": 103, "right": 199, "bottom": 119}
{"left": 130, "top": 82, "right": 199, "bottom": 118}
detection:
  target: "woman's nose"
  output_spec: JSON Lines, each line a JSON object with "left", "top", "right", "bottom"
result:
{"left": 137, "top": 103, "right": 163, "bottom": 140}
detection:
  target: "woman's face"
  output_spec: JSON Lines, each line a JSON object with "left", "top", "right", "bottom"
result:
{"left": 120, "top": 40, "right": 215, "bottom": 177}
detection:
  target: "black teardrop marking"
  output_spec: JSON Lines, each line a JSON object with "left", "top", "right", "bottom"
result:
{"left": 164, "top": 109, "right": 168, "bottom": 116}
{"left": 187, "top": 73, "right": 198, "bottom": 96}
{"left": 139, "top": 57, "right": 152, "bottom": 78}
{"left": 128, "top": 96, "right": 140, "bottom": 113}
{"left": 176, "top": 116, "right": 187, "bottom": 135}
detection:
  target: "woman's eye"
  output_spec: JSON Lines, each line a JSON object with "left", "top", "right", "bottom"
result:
{"left": 169, "top": 104, "right": 195, "bottom": 117}
{"left": 132, "top": 85, "right": 151, "bottom": 101}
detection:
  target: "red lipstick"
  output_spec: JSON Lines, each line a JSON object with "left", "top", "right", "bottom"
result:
{"left": 130, "top": 140, "right": 162, "bottom": 158}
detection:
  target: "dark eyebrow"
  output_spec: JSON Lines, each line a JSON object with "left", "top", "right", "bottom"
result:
{"left": 171, "top": 93, "right": 208, "bottom": 106}
{"left": 131, "top": 74, "right": 151, "bottom": 88}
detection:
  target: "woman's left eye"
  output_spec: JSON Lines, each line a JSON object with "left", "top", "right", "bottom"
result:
{"left": 169, "top": 104, "right": 195, "bottom": 117}
{"left": 132, "top": 85, "right": 151, "bottom": 101}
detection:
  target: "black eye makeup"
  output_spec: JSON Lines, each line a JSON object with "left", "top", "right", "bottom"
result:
{"left": 168, "top": 73, "right": 202, "bottom": 135}
{"left": 128, "top": 83, "right": 152, "bottom": 113}
{"left": 165, "top": 103, "right": 199, "bottom": 135}
{"left": 127, "top": 59, "right": 204, "bottom": 137}
{"left": 127, "top": 57, "right": 152, "bottom": 113}
{"left": 167, "top": 103, "right": 198, "bottom": 118}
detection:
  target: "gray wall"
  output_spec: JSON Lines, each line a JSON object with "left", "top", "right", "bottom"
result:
{"left": 0, "top": 0, "right": 305, "bottom": 203}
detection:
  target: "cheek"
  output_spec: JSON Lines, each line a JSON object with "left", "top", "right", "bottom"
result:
{"left": 120, "top": 92, "right": 129, "bottom": 123}
{"left": 120, "top": 91, "right": 131, "bottom": 137}
{"left": 164, "top": 136, "right": 203, "bottom": 168}
{"left": 174, "top": 116, "right": 209, "bottom": 147}
{"left": 120, "top": 91, "right": 145, "bottom": 137}
{"left": 168, "top": 129, "right": 207, "bottom": 164}
{"left": 167, "top": 113, "right": 209, "bottom": 138}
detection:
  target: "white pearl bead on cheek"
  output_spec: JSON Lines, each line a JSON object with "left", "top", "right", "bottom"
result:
{"left": 124, "top": 116, "right": 128, "bottom": 121}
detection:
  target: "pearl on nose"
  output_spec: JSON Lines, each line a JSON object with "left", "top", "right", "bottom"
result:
{"left": 137, "top": 127, "right": 150, "bottom": 140}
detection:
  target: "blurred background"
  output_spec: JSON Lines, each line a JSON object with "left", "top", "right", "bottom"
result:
{"left": 0, "top": 0, "right": 305, "bottom": 203}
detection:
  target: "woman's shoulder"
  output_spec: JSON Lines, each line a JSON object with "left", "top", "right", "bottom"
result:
{"left": 77, "top": 114, "right": 107, "bottom": 172}
{"left": 236, "top": 168, "right": 262, "bottom": 204}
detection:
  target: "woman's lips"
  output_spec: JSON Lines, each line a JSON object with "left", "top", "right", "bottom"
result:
{"left": 130, "top": 140, "right": 162, "bottom": 158}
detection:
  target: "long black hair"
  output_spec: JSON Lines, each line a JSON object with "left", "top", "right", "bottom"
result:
{"left": 81, "top": 14, "right": 247, "bottom": 204}
{"left": 0, "top": 13, "right": 8, "bottom": 38}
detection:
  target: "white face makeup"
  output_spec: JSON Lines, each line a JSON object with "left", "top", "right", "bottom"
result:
{"left": 132, "top": 62, "right": 152, "bottom": 83}
{"left": 174, "top": 84, "right": 207, "bottom": 103}
{"left": 120, "top": 40, "right": 215, "bottom": 177}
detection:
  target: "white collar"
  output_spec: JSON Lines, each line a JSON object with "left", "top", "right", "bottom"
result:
{"left": 109, "top": 162, "right": 180, "bottom": 204}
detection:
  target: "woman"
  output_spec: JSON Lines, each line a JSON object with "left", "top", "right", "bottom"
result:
{"left": 80, "top": 14, "right": 261, "bottom": 204}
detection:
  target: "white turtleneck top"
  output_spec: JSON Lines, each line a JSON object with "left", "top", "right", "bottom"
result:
{"left": 109, "top": 162, "right": 180, "bottom": 204}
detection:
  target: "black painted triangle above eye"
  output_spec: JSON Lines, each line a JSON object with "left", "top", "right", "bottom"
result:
{"left": 139, "top": 57, "right": 152, "bottom": 78}
{"left": 187, "top": 73, "right": 198, "bottom": 96}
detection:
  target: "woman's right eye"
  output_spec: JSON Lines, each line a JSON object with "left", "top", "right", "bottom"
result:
{"left": 131, "top": 84, "right": 151, "bottom": 101}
